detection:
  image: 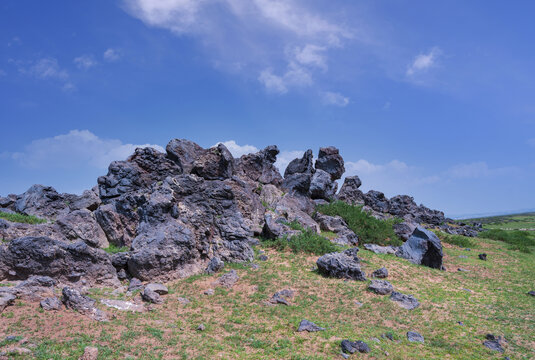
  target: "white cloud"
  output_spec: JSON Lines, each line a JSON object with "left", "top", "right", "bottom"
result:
{"left": 10, "top": 130, "right": 163, "bottom": 169}
{"left": 321, "top": 91, "right": 349, "bottom": 107}
{"left": 406, "top": 47, "right": 441, "bottom": 76}
{"left": 123, "top": 0, "right": 351, "bottom": 97}
{"left": 103, "top": 48, "right": 121, "bottom": 62}
{"left": 7, "top": 36, "right": 21, "bottom": 47}
{"left": 216, "top": 140, "right": 259, "bottom": 158}
{"left": 74, "top": 54, "right": 98, "bottom": 70}
{"left": 24, "top": 57, "right": 69, "bottom": 81}
{"left": 446, "top": 161, "right": 516, "bottom": 179}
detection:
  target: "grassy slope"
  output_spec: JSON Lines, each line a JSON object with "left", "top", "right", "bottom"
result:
{"left": 1, "top": 236, "right": 534, "bottom": 359}
{"left": 462, "top": 212, "right": 535, "bottom": 230}
{"left": 0, "top": 211, "right": 46, "bottom": 225}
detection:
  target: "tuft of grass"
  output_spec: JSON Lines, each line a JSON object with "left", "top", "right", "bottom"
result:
{"left": 316, "top": 201, "right": 402, "bottom": 246}
{"left": 0, "top": 211, "right": 47, "bottom": 224}
{"left": 481, "top": 229, "right": 535, "bottom": 253}
{"left": 262, "top": 229, "right": 339, "bottom": 255}
{"left": 103, "top": 243, "right": 130, "bottom": 254}
{"left": 434, "top": 231, "right": 475, "bottom": 248}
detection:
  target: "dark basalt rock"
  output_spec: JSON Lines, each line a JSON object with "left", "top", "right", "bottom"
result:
{"left": 336, "top": 176, "right": 365, "bottom": 205}
{"left": 235, "top": 145, "right": 283, "bottom": 186}
{"left": 191, "top": 143, "right": 234, "bottom": 180}
{"left": 483, "top": 334, "right": 505, "bottom": 352}
{"left": 309, "top": 169, "right": 337, "bottom": 200}
{"left": 297, "top": 319, "right": 325, "bottom": 332}
{"left": 390, "top": 291, "right": 420, "bottom": 310}
{"left": 478, "top": 253, "right": 487, "bottom": 261}
{"left": 407, "top": 331, "right": 424, "bottom": 343}
{"left": 396, "top": 227, "right": 443, "bottom": 269}
{"left": 62, "top": 287, "right": 108, "bottom": 321}
{"left": 341, "top": 340, "right": 370, "bottom": 354}
{"left": 0, "top": 236, "right": 119, "bottom": 287}
{"left": 285, "top": 150, "right": 314, "bottom": 177}
{"left": 56, "top": 209, "right": 108, "bottom": 248}
{"left": 281, "top": 173, "right": 312, "bottom": 194}
{"left": 368, "top": 280, "right": 393, "bottom": 295}
{"left": 315, "top": 146, "right": 345, "bottom": 181}
{"left": 165, "top": 138, "right": 205, "bottom": 173}
{"left": 40, "top": 297, "right": 62, "bottom": 311}
{"left": 371, "top": 267, "right": 388, "bottom": 279}
{"left": 316, "top": 248, "right": 366, "bottom": 281}
{"left": 313, "top": 213, "right": 358, "bottom": 246}
{"left": 364, "top": 190, "right": 390, "bottom": 213}
{"left": 205, "top": 257, "right": 224, "bottom": 274}
{"left": 13, "top": 185, "right": 69, "bottom": 219}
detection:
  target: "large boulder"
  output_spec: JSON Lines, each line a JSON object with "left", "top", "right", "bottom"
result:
{"left": 314, "top": 147, "right": 345, "bottom": 181}
{"left": 65, "top": 188, "right": 101, "bottom": 212}
{"left": 316, "top": 248, "right": 366, "bottom": 281}
{"left": 309, "top": 169, "right": 337, "bottom": 200}
{"left": 56, "top": 209, "right": 108, "bottom": 248}
{"left": 364, "top": 190, "right": 390, "bottom": 213}
{"left": 94, "top": 203, "right": 138, "bottom": 247}
{"left": 396, "top": 227, "right": 443, "bottom": 269}
{"left": 191, "top": 143, "right": 234, "bottom": 180}
{"left": 336, "top": 176, "right": 365, "bottom": 205}
{"left": 0, "top": 236, "right": 119, "bottom": 287}
{"left": 284, "top": 149, "right": 314, "bottom": 177}
{"left": 281, "top": 173, "right": 312, "bottom": 194}
{"left": 165, "top": 138, "right": 205, "bottom": 173}
{"left": 235, "top": 145, "right": 283, "bottom": 186}
{"left": 392, "top": 222, "right": 417, "bottom": 242}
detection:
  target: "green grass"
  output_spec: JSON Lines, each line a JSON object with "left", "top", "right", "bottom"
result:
{"left": 461, "top": 212, "right": 535, "bottom": 230}
{"left": 262, "top": 228, "right": 340, "bottom": 256}
{"left": 103, "top": 243, "right": 130, "bottom": 254}
{"left": 481, "top": 229, "right": 535, "bottom": 253}
{"left": 316, "top": 201, "right": 403, "bottom": 246}
{"left": 0, "top": 211, "right": 47, "bottom": 224}
{"left": 434, "top": 232, "right": 475, "bottom": 248}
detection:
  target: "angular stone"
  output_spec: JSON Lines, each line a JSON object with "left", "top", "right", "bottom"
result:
{"left": 371, "top": 267, "right": 388, "bottom": 278}
{"left": 297, "top": 319, "right": 325, "bottom": 332}
{"left": 205, "top": 257, "right": 224, "bottom": 275}
{"left": 40, "top": 297, "right": 62, "bottom": 311}
{"left": 390, "top": 291, "right": 420, "bottom": 310}
{"left": 214, "top": 270, "right": 239, "bottom": 289}
{"left": 407, "top": 331, "right": 424, "bottom": 343}
{"left": 336, "top": 176, "right": 365, "bottom": 205}
{"left": 165, "top": 138, "right": 205, "bottom": 173}
{"left": 315, "top": 147, "right": 345, "bottom": 181}
{"left": 141, "top": 287, "right": 163, "bottom": 304}
{"left": 316, "top": 248, "right": 366, "bottom": 281}
{"left": 191, "top": 143, "right": 234, "bottom": 180}
{"left": 363, "top": 243, "right": 398, "bottom": 255}
{"left": 368, "top": 280, "right": 393, "bottom": 295}
{"left": 396, "top": 227, "right": 443, "bottom": 269}
{"left": 62, "top": 287, "right": 108, "bottom": 321}
{"left": 144, "top": 283, "right": 168, "bottom": 295}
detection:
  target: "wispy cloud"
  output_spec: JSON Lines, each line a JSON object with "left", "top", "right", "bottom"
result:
{"left": 17, "top": 57, "right": 74, "bottom": 91}
{"left": 74, "top": 54, "right": 98, "bottom": 70}
{"left": 9, "top": 130, "right": 163, "bottom": 169}
{"left": 321, "top": 91, "right": 349, "bottom": 107}
{"left": 103, "top": 48, "right": 121, "bottom": 62}
{"left": 406, "top": 47, "right": 441, "bottom": 76}
{"left": 123, "top": 0, "right": 352, "bottom": 99}
{"left": 216, "top": 140, "right": 259, "bottom": 158}
{"left": 446, "top": 161, "right": 517, "bottom": 179}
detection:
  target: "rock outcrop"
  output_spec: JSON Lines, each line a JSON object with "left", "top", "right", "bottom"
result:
{"left": 396, "top": 227, "right": 444, "bottom": 269}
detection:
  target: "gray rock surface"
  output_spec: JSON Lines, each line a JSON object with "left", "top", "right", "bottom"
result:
{"left": 205, "top": 257, "right": 224, "bottom": 274}
{"left": 62, "top": 287, "right": 108, "bottom": 321}
{"left": 309, "top": 169, "right": 337, "bottom": 200}
{"left": 297, "top": 319, "right": 325, "bottom": 332}
{"left": 371, "top": 267, "right": 388, "bottom": 278}
{"left": 407, "top": 331, "right": 424, "bottom": 343}
{"left": 40, "top": 297, "right": 62, "bottom": 311}
{"left": 214, "top": 269, "right": 239, "bottom": 289}
{"left": 368, "top": 280, "right": 393, "bottom": 295}
{"left": 390, "top": 291, "right": 420, "bottom": 310}
{"left": 396, "top": 227, "right": 443, "bottom": 269}
{"left": 483, "top": 334, "right": 505, "bottom": 352}
{"left": 0, "top": 291, "right": 16, "bottom": 313}
{"left": 316, "top": 248, "right": 366, "bottom": 281}
{"left": 55, "top": 209, "right": 108, "bottom": 248}
{"left": 141, "top": 287, "right": 163, "bottom": 304}
{"left": 341, "top": 340, "right": 370, "bottom": 354}
{"left": 336, "top": 176, "right": 364, "bottom": 205}
{"left": 363, "top": 243, "right": 398, "bottom": 255}
{"left": 315, "top": 147, "right": 344, "bottom": 181}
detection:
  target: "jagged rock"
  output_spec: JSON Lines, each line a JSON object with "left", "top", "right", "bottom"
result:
{"left": 341, "top": 340, "right": 370, "bottom": 354}
{"left": 145, "top": 283, "right": 168, "bottom": 295}
{"left": 166, "top": 138, "right": 205, "bottom": 173}
{"left": 483, "top": 334, "right": 505, "bottom": 352}
{"left": 67, "top": 188, "right": 101, "bottom": 212}
{"left": 56, "top": 209, "right": 108, "bottom": 248}
{"left": 407, "top": 331, "right": 424, "bottom": 343}
{"left": 316, "top": 248, "right": 366, "bottom": 281}
{"left": 0, "top": 292, "right": 16, "bottom": 313}
{"left": 364, "top": 190, "right": 390, "bottom": 213}
{"left": 368, "top": 280, "right": 394, "bottom": 295}
{"left": 111, "top": 252, "right": 130, "bottom": 271}
{"left": 13, "top": 185, "right": 69, "bottom": 219}
{"left": 315, "top": 147, "right": 344, "bottom": 181}
{"left": 297, "top": 319, "right": 325, "bottom": 332}
{"left": 395, "top": 227, "right": 443, "bottom": 269}
{"left": 282, "top": 173, "right": 312, "bottom": 194}
{"left": 390, "top": 291, "right": 420, "bottom": 310}
{"left": 336, "top": 176, "right": 365, "bottom": 205}
{"left": 528, "top": 290, "right": 535, "bottom": 296}
{"left": 141, "top": 287, "right": 163, "bottom": 304}
{"left": 313, "top": 213, "right": 358, "bottom": 245}
{"left": 309, "top": 169, "right": 337, "bottom": 200}
{"left": 62, "top": 287, "right": 108, "bottom": 321}
{"left": 127, "top": 278, "right": 143, "bottom": 292}
{"left": 11, "top": 275, "right": 56, "bottom": 301}
{"left": 392, "top": 222, "right": 417, "bottom": 242}
{"left": 100, "top": 299, "right": 145, "bottom": 313}
{"left": 478, "top": 253, "right": 487, "bottom": 261}
{"left": 259, "top": 184, "right": 283, "bottom": 209}
{"left": 224, "top": 177, "right": 265, "bottom": 235}
{"left": 363, "top": 243, "right": 398, "bottom": 255}
{"left": 191, "top": 143, "right": 234, "bottom": 180}
{"left": 0, "top": 237, "right": 119, "bottom": 287}
{"left": 274, "top": 193, "right": 318, "bottom": 233}
{"left": 214, "top": 270, "right": 239, "bottom": 289}
{"left": 40, "top": 297, "right": 62, "bottom": 311}
{"left": 205, "top": 257, "right": 224, "bottom": 274}
{"left": 0, "top": 194, "right": 17, "bottom": 209}
{"left": 98, "top": 147, "right": 182, "bottom": 200}
{"left": 235, "top": 146, "right": 282, "bottom": 186}
{"left": 269, "top": 289, "right": 294, "bottom": 305}
{"left": 80, "top": 346, "right": 99, "bottom": 360}
{"left": 371, "top": 267, "right": 388, "bottom": 278}
{"left": 285, "top": 150, "right": 314, "bottom": 177}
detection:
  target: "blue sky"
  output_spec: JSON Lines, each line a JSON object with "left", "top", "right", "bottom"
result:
{"left": 1, "top": 0, "right": 534, "bottom": 218}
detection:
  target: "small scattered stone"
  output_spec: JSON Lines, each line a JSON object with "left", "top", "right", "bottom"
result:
{"left": 390, "top": 291, "right": 420, "bottom": 310}
{"left": 205, "top": 257, "right": 224, "bottom": 274}
{"left": 141, "top": 288, "right": 163, "bottom": 304}
{"left": 370, "top": 337, "right": 381, "bottom": 343}
{"left": 144, "top": 283, "right": 168, "bottom": 295}
{"left": 341, "top": 340, "right": 370, "bottom": 354}
{"left": 40, "top": 297, "right": 62, "bottom": 311}
{"left": 0, "top": 292, "right": 16, "bottom": 313}
{"left": 382, "top": 333, "right": 394, "bottom": 341}
{"left": 250, "top": 263, "right": 260, "bottom": 270}
{"left": 197, "top": 324, "right": 205, "bottom": 331}
{"left": 464, "top": 248, "right": 471, "bottom": 251}
{"left": 354, "top": 300, "right": 363, "bottom": 307}
{"left": 177, "top": 297, "right": 190, "bottom": 304}
{"left": 527, "top": 290, "right": 535, "bottom": 297}
{"left": 80, "top": 346, "right": 99, "bottom": 360}
{"left": 407, "top": 331, "right": 424, "bottom": 343}
{"left": 458, "top": 268, "right": 469, "bottom": 272}
{"left": 270, "top": 289, "right": 294, "bottom": 305}
{"left": 297, "top": 319, "right": 325, "bottom": 332}
{"left": 457, "top": 321, "right": 464, "bottom": 326}
{"left": 462, "top": 288, "right": 472, "bottom": 293}
{"left": 483, "top": 334, "right": 504, "bottom": 352}
{"left": 478, "top": 253, "right": 487, "bottom": 261}
{"left": 368, "top": 280, "right": 394, "bottom": 295}
{"left": 127, "top": 278, "right": 143, "bottom": 292}
{"left": 371, "top": 267, "right": 388, "bottom": 278}
{"left": 203, "top": 289, "right": 215, "bottom": 296}
{"left": 458, "top": 255, "right": 468, "bottom": 259}
{"left": 340, "top": 352, "right": 350, "bottom": 359}
{"left": 214, "top": 270, "right": 239, "bottom": 289}
{"left": 258, "top": 254, "right": 268, "bottom": 261}
{"left": 117, "top": 269, "right": 128, "bottom": 280}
